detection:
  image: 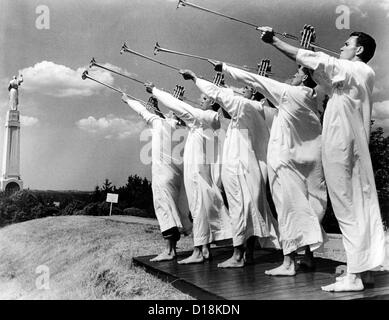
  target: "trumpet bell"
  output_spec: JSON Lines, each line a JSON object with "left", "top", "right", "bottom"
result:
{"left": 120, "top": 43, "right": 128, "bottom": 55}
{"left": 153, "top": 42, "right": 161, "bottom": 55}
{"left": 176, "top": 0, "right": 186, "bottom": 9}
{"left": 89, "top": 57, "right": 97, "bottom": 68}
{"left": 81, "top": 70, "right": 89, "bottom": 80}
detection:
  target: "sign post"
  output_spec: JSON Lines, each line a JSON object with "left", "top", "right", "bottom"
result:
{"left": 106, "top": 193, "right": 119, "bottom": 216}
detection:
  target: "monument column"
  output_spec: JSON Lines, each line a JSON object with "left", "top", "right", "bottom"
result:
{"left": 0, "top": 75, "right": 23, "bottom": 193}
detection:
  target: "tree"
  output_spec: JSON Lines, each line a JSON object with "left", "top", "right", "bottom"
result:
{"left": 101, "top": 179, "right": 113, "bottom": 193}
{"left": 369, "top": 121, "right": 389, "bottom": 228}
{"left": 91, "top": 185, "right": 102, "bottom": 202}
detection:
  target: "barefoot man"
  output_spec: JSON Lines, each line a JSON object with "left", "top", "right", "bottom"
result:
{"left": 145, "top": 83, "right": 232, "bottom": 264}
{"left": 180, "top": 68, "right": 280, "bottom": 268}
{"left": 121, "top": 94, "right": 192, "bottom": 262}
{"left": 258, "top": 26, "right": 386, "bottom": 291}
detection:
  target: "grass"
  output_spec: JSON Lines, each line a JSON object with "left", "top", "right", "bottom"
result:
{"left": 1, "top": 216, "right": 388, "bottom": 300}
{"left": 0, "top": 216, "right": 194, "bottom": 299}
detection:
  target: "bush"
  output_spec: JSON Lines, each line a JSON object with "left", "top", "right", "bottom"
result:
{"left": 62, "top": 200, "right": 87, "bottom": 216}
{"left": 122, "top": 207, "right": 154, "bottom": 218}
{"left": 75, "top": 202, "right": 123, "bottom": 216}
{"left": 0, "top": 190, "right": 46, "bottom": 227}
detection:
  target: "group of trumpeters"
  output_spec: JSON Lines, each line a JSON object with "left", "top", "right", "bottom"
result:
{"left": 82, "top": 1, "right": 386, "bottom": 293}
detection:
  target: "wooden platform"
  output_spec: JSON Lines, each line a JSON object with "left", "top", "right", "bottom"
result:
{"left": 133, "top": 247, "right": 389, "bottom": 300}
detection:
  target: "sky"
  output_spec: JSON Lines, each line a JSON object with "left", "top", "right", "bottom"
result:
{"left": 0, "top": 0, "right": 388, "bottom": 191}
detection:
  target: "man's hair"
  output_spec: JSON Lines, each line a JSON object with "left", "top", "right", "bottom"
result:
{"left": 211, "top": 101, "right": 221, "bottom": 112}
{"left": 350, "top": 31, "right": 376, "bottom": 63}
{"left": 301, "top": 67, "right": 317, "bottom": 89}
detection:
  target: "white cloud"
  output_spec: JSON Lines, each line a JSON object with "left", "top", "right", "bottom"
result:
{"left": 340, "top": 0, "right": 368, "bottom": 18}
{"left": 18, "top": 61, "right": 136, "bottom": 98}
{"left": 20, "top": 115, "right": 39, "bottom": 127}
{"left": 76, "top": 114, "right": 145, "bottom": 139}
{"left": 372, "top": 100, "right": 389, "bottom": 134}
{"left": 378, "top": 0, "right": 389, "bottom": 17}
{"left": 341, "top": 0, "right": 389, "bottom": 18}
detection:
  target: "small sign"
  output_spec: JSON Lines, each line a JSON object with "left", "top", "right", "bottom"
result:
{"left": 106, "top": 193, "right": 118, "bottom": 203}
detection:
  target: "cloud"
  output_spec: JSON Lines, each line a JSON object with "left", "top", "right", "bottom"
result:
{"left": 20, "top": 115, "right": 39, "bottom": 127}
{"left": 378, "top": 0, "right": 389, "bottom": 17}
{"left": 18, "top": 61, "right": 136, "bottom": 98}
{"left": 372, "top": 100, "right": 389, "bottom": 134}
{"left": 341, "top": 0, "right": 389, "bottom": 18}
{"left": 373, "top": 73, "right": 389, "bottom": 102}
{"left": 339, "top": 0, "right": 368, "bottom": 18}
{"left": 76, "top": 114, "right": 145, "bottom": 139}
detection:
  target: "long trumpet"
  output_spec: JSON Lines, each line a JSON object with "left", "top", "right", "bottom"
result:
{"left": 154, "top": 42, "right": 257, "bottom": 73}
{"left": 81, "top": 70, "right": 146, "bottom": 103}
{"left": 176, "top": 0, "right": 339, "bottom": 56}
{"left": 120, "top": 42, "right": 181, "bottom": 71}
{"left": 91, "top": 55, "right": 200, "bottom": 106}
{"left": 89, "top": 57, "right": 144, "bottom": 85}
{"left": 82, "top": 70, "right": 172, "bottom": 117}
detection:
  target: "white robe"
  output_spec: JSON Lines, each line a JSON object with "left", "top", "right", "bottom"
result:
{"left": 195, "top": 78, "right": 280, "bottom": 248}
{"left": 221, "top": 66, "right": 328, "bottom": 255}
{"left": 152, "top": 88, "right": 232, "bottom": 246}
{"left": 125, "top": 100, "right": 192, "bottom": 234}
{"left": 296, "top": 49, "right": 386, "bottom": 273}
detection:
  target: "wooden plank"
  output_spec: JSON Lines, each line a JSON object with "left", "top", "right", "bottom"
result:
{"left": 133, "top": 247, "right": 389, "bottom": 300}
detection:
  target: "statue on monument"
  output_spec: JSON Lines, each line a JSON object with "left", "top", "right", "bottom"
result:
{"left": 8, "top": 75, "right": 23, "bottom": 110}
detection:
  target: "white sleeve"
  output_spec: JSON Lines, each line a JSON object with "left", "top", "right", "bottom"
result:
{"left": 195, "top": 78, "right": 242, "bottom": 114}
{"left": 296, "top": 49, "right": 350, "bottom": 86}
{"left": 223, "top": 64, "right": 289, "bottom": 106}
{"left": 152, "top": 88, "right": 195, "bottom": 123}
{"left": 125, "top": 99, "right": 158, "bottom": 124}
{"left": 153, "top": 87, "right": 220, "bottom": 130}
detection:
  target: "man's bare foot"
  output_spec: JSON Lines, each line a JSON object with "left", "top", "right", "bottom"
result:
{"left": 265, "top": 263, "right": 296, "bottom": 276}
{"left": 336, "top": 271, "right": 374, "bottom": 285}
{"left": 217, "top": 256, "right": 244, "bottom": 268}
{"left": 150, "top": 251, "right": 175, "bottom": 262}
{"left": 178, "top": 251, "right": 204, "bottom": 264}
{"left": 322, "top": 274, "right": 364, "bottom": 292}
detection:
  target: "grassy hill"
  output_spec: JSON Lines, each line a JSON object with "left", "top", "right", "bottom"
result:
{"left": 0, "top": 216, "right": 193, "bottom": 299}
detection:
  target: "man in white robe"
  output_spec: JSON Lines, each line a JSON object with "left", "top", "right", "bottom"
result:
{"left": 145, "top": 84, "right": 232, "bottom": 264}
{"left": 121, "top": 94, "right": 192, "bottom": 262}
{"left": 210, "top": 63, "right": 328, "bottom": 274}
{"left": 258, "top": 27, "right": 386, "bottom": 291}
{"left": 180, "top": 69, "right": 281, "bottom": 268}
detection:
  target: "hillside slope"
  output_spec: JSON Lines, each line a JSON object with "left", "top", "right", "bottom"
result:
{"left": 0, "top": 216, "right": 193, "bottom": 299}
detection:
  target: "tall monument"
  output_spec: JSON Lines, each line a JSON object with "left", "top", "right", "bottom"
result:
{"left": 0, "top": 75, "right": 24, "bottom": 193}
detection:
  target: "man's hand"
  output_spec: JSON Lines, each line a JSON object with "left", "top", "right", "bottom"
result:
{"left": 121, "top": 93, "right": 130, "bottom": 104}
{"left": 144, "top": 82, "right": 155, "bottom": 94}
{"left": 208, "top": 59, "right": 223, "bottom": 72}
{"left": 257, "top": 26, "right": 275, "bottom": 44}
{"left": 179, "top": 69, "right": 196, "bottom": 81}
